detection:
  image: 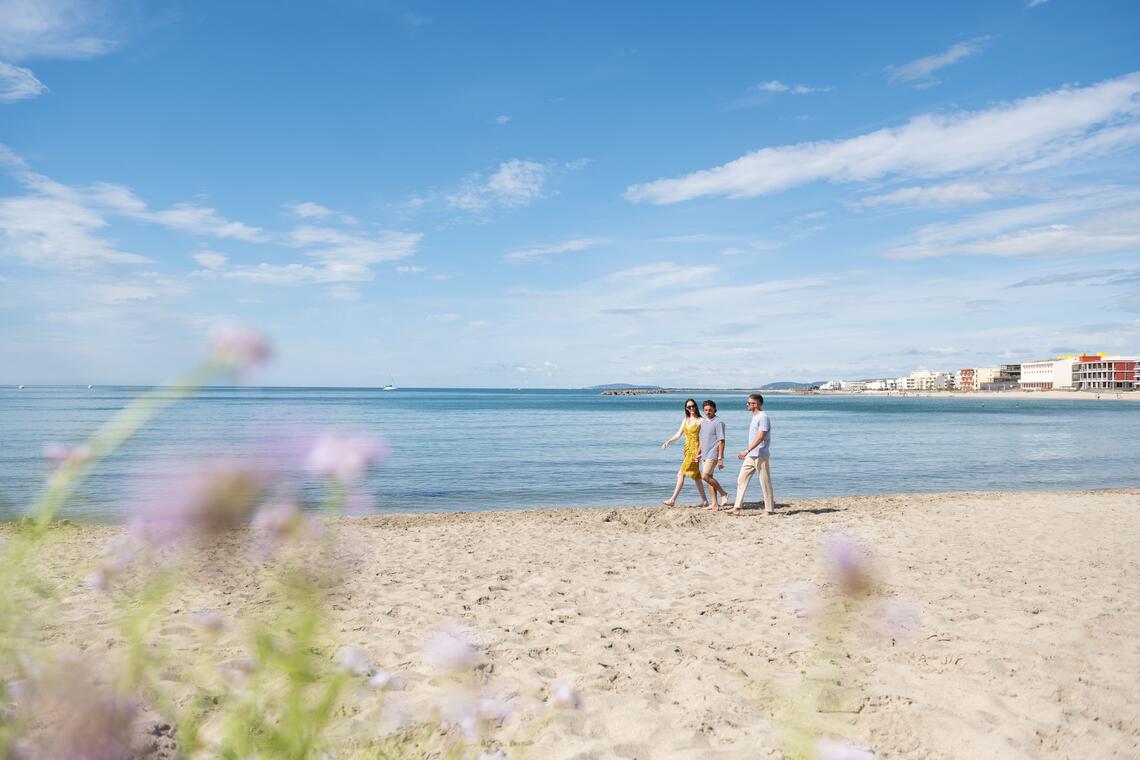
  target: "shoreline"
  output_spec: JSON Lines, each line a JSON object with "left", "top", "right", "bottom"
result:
{"left": 639, "top": 388, "right": 1140, "bottom": 402}
{"left": 11, "top": 486, "right": 1140, "bottom": 757}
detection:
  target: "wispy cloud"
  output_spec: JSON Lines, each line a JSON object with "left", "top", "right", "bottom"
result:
{"left": 192, "top": 250, "right": 227, "bottom": 270}
{"left": 1007, "top": 268, "right": 1138, "bottom": 288}
{"left": 625, "top": 72, "right": 1140, "bottom": 204}
{"left": 0, "top": 61, "right": 45, "bottom": 101}
{"left": 495, "top": 114, "right": 511, "bottom": 125}
{"left": 755, "top": 80, "right": 831, "bottom": 94}
{"left": 0, "top": 0, "right": 118, "bottom": 60}
{"left": 858, "top": 181, "right": 1006, "bottom": 208}
{"left": 447, "top": 159, "right": 548, "bottom": 212}
{"left": 504, "top": 236, "right": 610, "bottom": 264}
{"left": 1026, "top": 0, "right": 1048, "bottom": 7}
{"left": 886, "top": 37, "right": 991, "bottom": 88}
{"left": 285, "top": 201, "right": 333, "bottom": 218}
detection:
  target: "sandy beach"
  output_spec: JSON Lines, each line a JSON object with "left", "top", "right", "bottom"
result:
{"left": 16, "top": 487, "right": 1140, "bottom": 758}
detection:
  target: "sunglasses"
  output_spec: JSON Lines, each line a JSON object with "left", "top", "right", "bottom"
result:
{"left": 685, "top": 405, "right": 696, "bottom": 409}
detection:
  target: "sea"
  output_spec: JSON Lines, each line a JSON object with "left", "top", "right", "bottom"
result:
{"left": 2, "top": 386, "right": 1138, "bottom": 522}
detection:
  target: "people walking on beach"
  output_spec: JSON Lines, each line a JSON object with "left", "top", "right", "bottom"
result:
{"left": 726, "top": 393, "right": 774, "bottom": 516}
{"left": 661, "top": 398, "right": 710, "bottom": 507}
{"left": 698, "top": 400, "right": 729, "bottom": 509}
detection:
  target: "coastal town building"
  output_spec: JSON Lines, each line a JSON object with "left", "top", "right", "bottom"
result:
{"left": 1020, "top": 356, "right": 1078, "bottom": 390}
{"left": 1073, "top": 355, "right": 1139, "bottom": 390}
{"left": 904, "top": 370, "right": 952, "bottom": 390}
{"left": 955, "top": 367, "right": 1000, "bottom": 391}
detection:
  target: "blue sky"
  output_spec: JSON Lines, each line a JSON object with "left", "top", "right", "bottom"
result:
{"left": 1, "top": 0, "right": 1139, "bottom": 387}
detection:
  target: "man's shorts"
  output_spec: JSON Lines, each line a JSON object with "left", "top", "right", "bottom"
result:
{"left": 700, "top": 459, "right": 721, "bottom": 476}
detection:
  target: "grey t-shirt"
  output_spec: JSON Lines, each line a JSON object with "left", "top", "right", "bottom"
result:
{"left": 699, "top": 416, "right": 726, "bottom": 460}
{"left": 747, "top": 411, "right": 771, "bottom": 457}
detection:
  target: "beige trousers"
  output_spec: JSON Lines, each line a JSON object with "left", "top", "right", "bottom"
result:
{"left": 733, "top": 455, "right": 773, "bottom": 511}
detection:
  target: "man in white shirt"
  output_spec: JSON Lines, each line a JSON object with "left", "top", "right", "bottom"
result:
{"left": 726, "top": 393, "right": 774, "bottom": 516}
{"left": 698, "top": 400, "right": 729, "bottom": 509}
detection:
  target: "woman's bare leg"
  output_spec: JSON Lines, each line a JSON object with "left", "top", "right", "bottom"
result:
{"left": 663, "top": 471, "right": 684, "bottom": 506}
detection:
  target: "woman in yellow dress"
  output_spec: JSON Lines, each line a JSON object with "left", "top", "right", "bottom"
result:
{"left": 660, "top": 398, "right": 710, "bottom": 507}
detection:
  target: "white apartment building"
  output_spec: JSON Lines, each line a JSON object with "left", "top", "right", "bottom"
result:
{"left": 865, "top": 378, "right": 900, "bottom": 391}
{"left": 819, "top": 380, "right": 845, "bottom": 391}
{"left": 905, "top": 370, "right": 951, "bottom": 390}
{"left": 1020, "top": 356, "right": 1077, "bottom": 390}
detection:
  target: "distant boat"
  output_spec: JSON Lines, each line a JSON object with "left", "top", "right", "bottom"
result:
{"left": 17, "top": 385, "right": 24, "bottom": 389}
{"left": 87, "top": 384, "right": 93, "bottom": 389}
{"left": 382, "top": 384, "right": 397, "bottom": 391}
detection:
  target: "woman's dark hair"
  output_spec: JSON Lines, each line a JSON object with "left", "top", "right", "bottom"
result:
{"left": 683, "top": 398, "right": 700, "bottom": 418}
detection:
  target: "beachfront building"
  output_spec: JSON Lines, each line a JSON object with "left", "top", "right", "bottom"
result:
{"left": 905, "top": 370, "right": 952, "bottom": 390}
{"left": 1019, "top": 356, "right": 1078, "bottom": 390}
{"left": 1073, "top": 355, "right": 1139, "bottom": 390}
{"left": 865, "top": 378, "right": 900, "bottom": 391}
{"left": 846, "top": 380, "right": 868, "bottom": 392}
{"left": 955, "top": 367, "right": 1000, "bottom": 391}
{"left": 981, "top": 363, "right": 1022, "bottom": 391}
{"left": 819, "top": 380, "right": 845, "bottom": 390}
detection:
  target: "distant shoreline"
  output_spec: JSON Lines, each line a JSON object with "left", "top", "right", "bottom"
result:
{"left": 606, "top": 388, "right": 1140, "bottom": 402}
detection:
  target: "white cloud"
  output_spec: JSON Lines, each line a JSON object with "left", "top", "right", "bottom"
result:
{"left": 625, "top": 72, "right": 1140, "bottom": 204}
{"left": 858, "top": 181, "right": 1003, "bottom": 208}
{"left": 495, "top": 115, "right": 511, "bottom": 125}
{"left": 1027, "top": 0, "right": 1048, "bottom": 7}
{"left": 0, "top": 61, "right": 45, "bottom": 102}
{"left": 755, "top": 80, "right": 830, "bottom": 94}
{"left": 192, "top": 251, "right": 227, "bottom": 270}
{"left": 219, "top": 225, "right": 422, "bottom": 284}
{"left": 448, "top": 159, "right": 548, "bottom": 211}
{"left": 886, "top": 189, "right": 1140, "bottom": 259}
{"left": 0, "top": 193, "right": 150, "bottom": 268}
{"left": 396, "top": 265, "right": 425, "bottom": 273}
{"left": 887, "top": 37, "right": 991, "bottom": 88}
{"left": 0, "top": 0, "right": 117, "bottom": 60}
{"left": 88, "top": 183, "right": 268, "bottom": 241}
{"left": 504, "top": 236, "right": 610, "bottom": 264}
{"left": 427, "top": 312, "right": 460, "bottom": 322}
{"left": 604, "top": 262, "right": 719, "bottom": 291}
{"left": 285, "top": 201, "right": 333, "bottom": 218}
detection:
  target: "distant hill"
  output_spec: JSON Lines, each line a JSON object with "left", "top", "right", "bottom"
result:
{"left": 586, "top": 383, "right": 664, "bottom": 391}
{"left": 761, "top": 381, "right": 822, "bottom": 390}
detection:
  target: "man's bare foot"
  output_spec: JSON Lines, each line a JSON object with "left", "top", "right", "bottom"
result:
{"left": 763, "top": 510, "right": 775, "bottom": 516}
{"left": 723, "top": 507, "right": 742, "bottom": 516}
{"left": 662, "top": 499, "right": 676, "bottom": 507}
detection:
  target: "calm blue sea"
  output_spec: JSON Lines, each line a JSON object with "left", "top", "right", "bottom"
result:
{"left": 2, "top": 386, "right": 1138, "bottom": 521}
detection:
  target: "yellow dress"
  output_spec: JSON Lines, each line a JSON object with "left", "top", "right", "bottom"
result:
{"left": 680, "top": 421, "right": 701, "bottom": 481}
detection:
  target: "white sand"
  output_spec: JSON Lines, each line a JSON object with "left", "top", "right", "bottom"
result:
{"left": 19, "top": 488, "right": 1140, "bottom": 758}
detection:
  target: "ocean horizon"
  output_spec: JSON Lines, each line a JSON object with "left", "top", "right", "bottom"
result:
{"left": 3, "top": 385, "right": 1138, "bottom": 522}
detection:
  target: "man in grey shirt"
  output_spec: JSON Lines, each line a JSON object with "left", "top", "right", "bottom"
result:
{"left": 698, "top": 400, "right": 729, "bottom": 509}
{"left": 726, "top": 393, "right": 774, "bottom": 516}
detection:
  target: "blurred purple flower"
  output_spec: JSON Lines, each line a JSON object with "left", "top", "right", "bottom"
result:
{"left": 130, "top": 460, "right": 267, "bottom": 546}
{"left": 478, "top": 752, "right": 508, "bottom": 760}
{"left": 476, "top": 693, "right": 514, "bottom": 722}
{"left": 368, "top": 670, "right": 403, "bottom": 691}
{"left": 336, "top": 646, "right": 371, "bottom": 676}
{"left": 551, "top": 679, "right": 583, "bottom": 710}
{"left": 209, "top": 324, "right": 271, "bottom": 372}
{"left": 816, "top": 737, "right": 876, "bottom": 759}
{"left": 222, "top": 657, "right": 257, "bottom": 685}
{"left": 85, "top": 536, "right": 133, "bottom": 591}
{"left": 823, "top": 533, "right": 873, "bottom": 596}
{"left": 42, "top": 442, "right": 91, "bottom": 469}
{"left": 251, "top": 500, "right": 304, "bottom": 555}
{"left": 438, "top": 694, "right": 479, "bottom": 739}
{"left": 305, "top": 433, "right": 385, "bottom": 481}
{"left": 422, "top": 622, "right": 482, "bottom": 672}
{"left": 20, "top": 674, "right": 138, "bottom": 760}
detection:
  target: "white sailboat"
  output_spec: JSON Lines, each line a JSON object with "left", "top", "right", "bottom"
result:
{"left": 382, "top": 376, "right": 397, "bottom": 391}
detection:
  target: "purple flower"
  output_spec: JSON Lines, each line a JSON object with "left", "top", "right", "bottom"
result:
{"left": 336, "top": 646, "right": 371, "bottom": 676}
{"left": 422, "top": 622, "right": 482, "bottom": 672}
{"left": 816, "top": 737, "right": 876, "bottom": 759}
{"left": 823, "top": 533, "right": 873, "bottom": 596}
{"left": 130, "top": 460, "right": 267, "bottom": 546}
{"left": 476, "top": 693, "right": 514, "bottom": 722}
{"left": 551, "top": 679, "right": 582, "bottom": 710}
{"left": 478, "top": 752, "right": 508, "bottom": 760}
{"left": 209, "top": 324, "right": 271, "bottom": 372}
{"left": 368, "top": 670, "right": 403, "bottom": 691}
{"left": 305, "top": 433, "right": 385, "bottom": 481}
